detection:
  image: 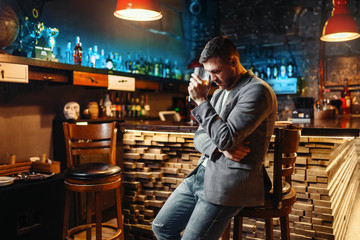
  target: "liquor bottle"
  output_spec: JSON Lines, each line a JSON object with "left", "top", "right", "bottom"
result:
{"left": 272, "top": 59, "right": 279, "bottom": 79}
{"left": 279, "top": 58, "right": 287, "bottom": 79}
{"left": 145, "top": 55, "right": 154, "bottom": 76}
{"left": 65, "top": 41, "right": 72, "bottom": 64}
{"left": 135, "top": 97, "right": 141, "bottom": 117}
{"left": 130, "top": 94, "right": 136, "bottom": 117}
{"left": 99, "top": 98, "right": 105, "bottom": 118}
{"left": 133, "top": 52, "right": 141, "bottom": 74}
{"left": 73, "top": 36, "right": 82, "bottom": 65}
{"left": 104, "top": 93, "right": 112, "bottom": 118}
{"left": 341, "top": 78, "right": 351, "bottom": 114}
{"left": 125, "top": 52, "right": 133, "bottom": 73}
{"left": 99, "top": 49, "right": 106, "bottom": 69}
{"left": 140, "top": 95, "right": 146, "bottom": 117}
{"left": 172, "top": 60, "right": 181, "bottom": 80}
{"left": 266, "top": 59, "right": 272, "bottom": 80}
{"left": 115, "top": 93, "right": 121, "bottom": 118}
{"left": 154, "top": 58, "right": 160, "bottom": 77}
{"left": 125, "top": 92, "right": 131, "bottom": 117}
{"left": 144, "top": 94, "right": 150, "bottom": 117}
{"left": 85, "top": 47, "right": 93, "bottom": 67}
{"left": 287, "top": 59, "right": 295, "bottom": 78}
{"left": 106, "top": 52, "right": 114, "bottom": 70}
{"left": 120, "top": 93, "right": 126, "bottom": 118}
{"left": 163, "top": 59, "right": 171, "bottom": 78}
{"left": 93, "top": 45, "right": 100, "bottom": 68}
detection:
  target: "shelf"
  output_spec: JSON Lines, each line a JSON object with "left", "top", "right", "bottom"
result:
{"left": 0, "top": 54, "right": 189, "bottom": 92}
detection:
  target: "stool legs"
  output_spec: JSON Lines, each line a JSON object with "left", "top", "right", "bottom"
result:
{"left": 115, "top": 187, "right": 124, "bottom": 240}
{"left": 63, "top": 190, "right": 71, "bottom": 240}
{"left": 265, "top": 218, "right": 274, "bottom": 240}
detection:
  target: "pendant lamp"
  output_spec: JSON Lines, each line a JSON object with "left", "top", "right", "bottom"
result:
{"left": 114, "top": 0, "right": 162, "bottom": 21}
{"left": 321, "top": 0, "right": 360, "bottom": 42}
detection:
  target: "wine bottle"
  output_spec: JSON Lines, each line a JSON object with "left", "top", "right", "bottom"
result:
{"left": 341, "top": 78, "right": 351, "bottom": 114}
{"left": 73, "top": 36, "right": 82, "bottom": 65}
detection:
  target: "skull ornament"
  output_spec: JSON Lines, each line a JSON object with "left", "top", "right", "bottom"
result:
{"left": 63, "top": 101, "right": 80, "bottom": 120}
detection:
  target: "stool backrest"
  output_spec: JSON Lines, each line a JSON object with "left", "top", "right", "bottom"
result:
{"left": 63, "top": 122, "right": 117, "bottom": 168}
{"left": 272, "top": 125, "right": 301, "bottom": 208}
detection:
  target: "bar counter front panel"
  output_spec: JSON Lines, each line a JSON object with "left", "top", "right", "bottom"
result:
{"left": 118, "top": 120, "right": 359, "bottom": 240}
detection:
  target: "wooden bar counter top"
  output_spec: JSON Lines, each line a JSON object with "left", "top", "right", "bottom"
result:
{"left": 119, "top": 114, "right": 360, "bottom": 137}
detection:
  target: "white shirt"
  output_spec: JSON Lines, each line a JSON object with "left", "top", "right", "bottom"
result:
{"left": 202, "top": 90, "right": 230, "bottom": 167}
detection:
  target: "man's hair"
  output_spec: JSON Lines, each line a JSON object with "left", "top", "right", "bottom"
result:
{"left": 199, "top": 36, "right": 239, "bottom": 64}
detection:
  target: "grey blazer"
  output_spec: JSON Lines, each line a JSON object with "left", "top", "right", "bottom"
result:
{"left": 191, "top": 70, "right": 277, "bottom": 206}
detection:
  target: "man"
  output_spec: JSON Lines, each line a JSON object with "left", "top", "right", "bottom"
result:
{"left": 152, "top": 36, "right": 277, "bottom": 240}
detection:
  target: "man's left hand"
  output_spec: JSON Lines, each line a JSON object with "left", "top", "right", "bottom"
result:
{"left": 219, "top": 141, "right": 250, "bottom": 162}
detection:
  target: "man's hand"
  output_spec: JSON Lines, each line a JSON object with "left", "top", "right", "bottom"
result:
{"left": 188, "top": 73, "right": 211, "bottom": 106}
{"left": 219, "top": 141, "right": 250, "bottom": 162}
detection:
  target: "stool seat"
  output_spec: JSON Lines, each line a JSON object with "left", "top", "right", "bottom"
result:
{"left": 65, "top": 163, "right": 121, "bottom": 180}
{"left": 62, "top": 122, "right": 124, "bottom": 240}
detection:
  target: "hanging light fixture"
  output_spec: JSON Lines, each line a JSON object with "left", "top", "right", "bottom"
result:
{"left": 114, "top": 0, "right": 162, "bottom": 21}
{"left": 321, "top": 0, "right": 360, "bottom": 42}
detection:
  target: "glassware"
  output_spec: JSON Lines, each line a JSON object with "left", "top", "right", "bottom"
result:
{"left": 186, "top": 66, "right": 210, "bottom": 125}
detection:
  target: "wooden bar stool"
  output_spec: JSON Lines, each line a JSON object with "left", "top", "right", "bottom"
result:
{"left": 222, "top": 125, "right": 301, "bottom": 240}
{"left": 62, "top": 121, "right": 124, "bottom": 240}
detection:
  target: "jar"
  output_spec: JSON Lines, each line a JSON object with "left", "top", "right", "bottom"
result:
{"left": 87, "top": 102, "right": 99, "bottom": 119}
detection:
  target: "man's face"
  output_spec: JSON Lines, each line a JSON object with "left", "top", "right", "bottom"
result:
{"left": 203, "top": 56, "right": 237, "bottom": 90}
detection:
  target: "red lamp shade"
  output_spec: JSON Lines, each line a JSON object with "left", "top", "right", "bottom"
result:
{"left": 321, "top": 0, "right": 360, "bottom": 42}
{"left": 114, "top": 0, "right": 162, "bottom": 21}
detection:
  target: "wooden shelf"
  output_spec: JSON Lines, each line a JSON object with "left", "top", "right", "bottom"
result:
{"left": 0, "top": 53, "right": 189, "bottom": 92}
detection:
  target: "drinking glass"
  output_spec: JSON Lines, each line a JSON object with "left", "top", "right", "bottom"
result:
{"left": 186, "top": 67, "right": 210, "bottom": 125}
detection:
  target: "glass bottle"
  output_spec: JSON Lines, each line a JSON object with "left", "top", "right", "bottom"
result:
{"left": 73, "top": 36, "right": 82, "bottom": 65}
{"left": 125, "top": 52, "right": 133, "bottom": 73}
{"left": 104, "top": 93, "right": 112, "bottom": 118}
{"left": 341, "top": 78, "right": 351, "bottom": 114}
{"left": 287, "top": 59, "right": 295, "bottom": 78}
{"left": 279, "top": 58, "right": 287, "bottom": 79}
{"left": 65, "top": 41, "right": 72, "bottom": 64}
{"left": 272, "top": 59, "right": 279, "bottom": 79}
{"left": 266, "top": 59, "right": 272, "bottom": 80}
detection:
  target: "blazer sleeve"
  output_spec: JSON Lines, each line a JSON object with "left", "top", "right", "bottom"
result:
{"left": 192, "top": 81, "right": 274, "bottom": 154}
{"left": 193, "top": 89, "right": 221, "bottom": 157}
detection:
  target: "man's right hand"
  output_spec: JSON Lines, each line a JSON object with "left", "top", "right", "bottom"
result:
{"left": 219, "top": 141, "right": 250, "bottom": 162}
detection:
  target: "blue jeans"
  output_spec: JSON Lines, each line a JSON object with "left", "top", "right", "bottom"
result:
{"left": 152, "top": 165, "right": 242, "bottom": 240}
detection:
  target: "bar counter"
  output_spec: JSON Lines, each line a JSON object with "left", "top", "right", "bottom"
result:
{"left": 118, "top": 117, "right": 360, "bottom": 240}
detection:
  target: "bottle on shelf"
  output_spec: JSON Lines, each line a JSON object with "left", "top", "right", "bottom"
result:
{"left": 154, "top": 58, "right": 160, "bottom": 77}
{"left": 140, "top": 95, "right": 146, "bottom": 117}
{"left": 272, "top": 59, "right": 279, "bottom": 79}
{"left": 93, "top": 45, "right": 100, "bottom": 68}
{"left": 341, "top": 78, "right": 351, "bottom": 114}
{"left": 85, "top": 47, "right": 93, "bottom": 67}
{"left": 172, "top": 60, "right": 181, "bottom": 80}
{"left": 279, "top": 58, "right": 287, "bottom": 79}
{"left": 266, "top": 59, "right": 272, "bottom": 80}
{"left": 125, "top": 92, "right": 131, "bottom": 117}
{"left": 163, "top": 59, "right": 171, "bottom": 78}
{"left": 65, "top": 41, "right": 72, "bottom": 64}
{"left": 135, "top": 97, "right": 141, "bottom": 117}
{"left": 106, "top": 52, "right": 114, "bottom": 70}
{"left": 287, "top": 58, "right": 295, "bottom": 78}
{"left": 125, "top": 52, "right": 133, "bottom": 73}
{"left": 133, "top": 52, "right": 141, "bottom": 74}
{"left": 144, "top": 94, "right": 150, "bottom": 117}
{"left": 73, "top": 36, "right": 82, "bottom": 65}
{"left": 99, "top": 49, "right": 106, "bottom": 69}
{"left": 104, "top": 93, "right": 112, "bottom": 118}
{"left": 115, "top": 93, "right": 121, "bottom": 118}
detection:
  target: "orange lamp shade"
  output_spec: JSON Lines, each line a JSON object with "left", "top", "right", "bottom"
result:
{"left": 321, "top": 0, "right": 360, "bottom": 42}
{"left": 114, "top": 0, "right": 162, "bottom": 21}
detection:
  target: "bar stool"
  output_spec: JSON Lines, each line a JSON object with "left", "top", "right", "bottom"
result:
{"left": 222, "top": 125, "right": 301, "bottom": 240}
{"left": 62, "top": 121, "right": 124, "bottom": 240}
